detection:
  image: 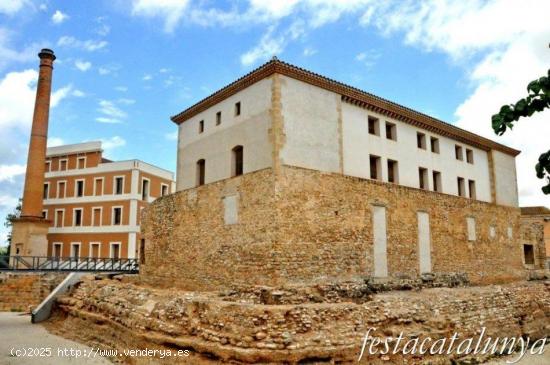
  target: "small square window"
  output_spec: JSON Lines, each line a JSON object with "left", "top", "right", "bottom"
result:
{"left": 385, "top": 122, "right": 397, "bottom": 141}
{"left": 430, "top": 137, "right": 439, "bottom": 153}
{"left": 466, "top": 149, "right": 474, "bottom": 164}
{"left": 417, "top": 132, "right": 426, "bottom": 149}
{"left": 199, "top": 120, "right": 204, "bottom": 133}
{"left": 235, "top": 102, "right": 241, "bottom": 116}
{"left": 216, "top": 111, "right": 222, "bottom": 125}
{"left": 368, "top": 116, "right": 380, "bottom": 136}
{"left": 523, "top": 244, "right": 534, "bottom": 265}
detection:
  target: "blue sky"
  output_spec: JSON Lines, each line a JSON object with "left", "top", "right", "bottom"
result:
{"left": 1, "top": 0, "right": 549, "bottom": 245}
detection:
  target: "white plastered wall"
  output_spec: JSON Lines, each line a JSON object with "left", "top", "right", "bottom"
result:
{"left": 177, "top": 78, "right": 273, "bottom": 190}
{"left": 491, "top": 150, "right": 519, "bottom": 207}
{"left": 341, "top": 102, "right": 493, "bottom": 202}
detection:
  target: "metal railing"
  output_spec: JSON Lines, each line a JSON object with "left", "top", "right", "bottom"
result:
{"left": 0, "top": 255, "right": 139, "bottom": 273}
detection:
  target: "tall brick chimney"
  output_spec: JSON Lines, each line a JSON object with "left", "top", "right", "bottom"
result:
{"left": 10, "top": 49, "right": 56, "bottom": 257}
{"left": 20, "top": 48, "right": 56, "bottom": 218}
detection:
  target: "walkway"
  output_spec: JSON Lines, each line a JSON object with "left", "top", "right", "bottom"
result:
{"left": 0, "top": 312, "right": 111, "bottom": 364}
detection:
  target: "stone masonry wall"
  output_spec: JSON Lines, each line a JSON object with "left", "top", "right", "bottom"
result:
{"left": 520, "top": 216, "right": 547, "bottom": 270}
{"left": 141, "top": 166, "right": 524, "bottom": 291}
{"left": 50, "top": 277, "right": 550, "bottom": 364}
{"left": 0, "top": 272, "right": 65, "bottom": 311}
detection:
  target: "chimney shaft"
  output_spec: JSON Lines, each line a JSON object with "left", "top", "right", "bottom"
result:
{"left": 20, "top": 49, "right": 56, "bottom": 218}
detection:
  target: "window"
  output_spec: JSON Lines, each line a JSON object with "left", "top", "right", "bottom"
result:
{"left": 57, "top": 181, "right": 66, "bottom": 198}
{"left": 369, "top": 155, "right": 381, "bottom": 180}
{"left": 75, "top": 180, "right": 84, "bottom": 197}
{"left": 457, "top": 177, "right": 466, "bottom": 197}
{"left": 53, "top": 243, "right": 62, "bottom": 258}
{"left": 55, "top": 209, "right": 64, "bottom": 227}
{"left": 430, "top": 137, "right": 439, "bottom": 153}
{"left": 523, "top": 244, "right": 534, "bottom": 265}
{"left": 114, "top": 177, "right": 124, "bottom": 195}
{"left": 417, "top": 132, "right": 426, "bottom": 149}
{"left": 45, "top": 161, "right": 51, "bottom": 172}
{"left": 199, "top": 120, "right": 204, "bottom": 133}
{"left": 235, "top": 102, "right": 241, "bottom": 116}
{"left": 42, "top": 210, "right": 48, "bottom": 219}
{"left": 73, "top": 208, "right": 83, "bottom": 227}
{"left": 70, "top": 243, "right": 81, "bottom": 259}
{"left": 432, "top": 171, "right": 442, "bottom": 192}
{"left": 418, "top": 167, "right": 428, "bottom": 189}
{"left": 112, "top": 207, "right": 122, "bottom": 225}
{"left": 467, "top": 217, "right": 476, "bottom": 241}
{"left": 455, "top": 145, "right": 463, "bottom": 160}
{"left": 141, "top": 178, "right": 150, "bottom": 201}
{"left": 368, "top": 116, "right": 380, "bottom": 136}
{"left": 110, "top": 242, "right": 121, "bottom": 259}
{"left": 385, "top": 122, "right": 396, "bottom": 141}
{"left": 60, "top": 159, "right": 67, "bottom": 171}
{"left": 489, "top": 225, "right": 496, "bottom": 239}
{"left": 90, "top": 242, "right": 101, "bottom": 259}
{"left": 92, "top": 207, "right": 102, "bottom": 226}
{"left": 77, "top": 157, "right": 86, "bottom": 169}
{"left": 94, "top": 178, "right": 104, "bottom": 196}
{"left": 387, "top": 159, "right": 398, "bottom": 183}
{"left": 232, "top": 145, "right": 243, "bottom": 177}
{"left": 196, "top": 159, "right": 205, "bottom": 186}
{"left": 466, "top": 149, "right": 474, "bottom": 164}
{"left": 507, "top": 226, "right": 513, "bottom": 239}
{"left": 468, "top": 180, "right": 476, "bottom": 199}
{"left": 216, "top": 111, "right": 222, "bottom": 125}
{"left": 161, "top": 184, "right": 169, "bottom": 197}
{"left": 43, "top": 183, "right": 49, "bottom": 199}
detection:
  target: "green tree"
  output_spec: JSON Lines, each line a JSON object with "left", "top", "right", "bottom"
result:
{"left": 3, "top": 198, "right": 22, "bottom": 256}
{"left": 491, "top": 69, "right": 550, "bottom": 194}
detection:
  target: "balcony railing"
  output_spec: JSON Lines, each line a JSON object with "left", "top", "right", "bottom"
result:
{"left": 0, "top": 255, "right": 139, "bottom": 273}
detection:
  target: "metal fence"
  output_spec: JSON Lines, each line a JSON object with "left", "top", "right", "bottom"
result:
{"left": 0, "top": 255, "right": 139, "bottom": 273}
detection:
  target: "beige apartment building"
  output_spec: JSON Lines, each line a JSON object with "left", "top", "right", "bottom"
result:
{"left": 39, "top": 141, "right": 174, "bottom": 260}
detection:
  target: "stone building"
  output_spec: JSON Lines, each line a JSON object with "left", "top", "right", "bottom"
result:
{"left": 520, "top": 206, "right": 550, "bottom": 270}
{"left": 142, "top": 58, "right": 524, "bottom": 289}
{"left": 37, "top": 141, "right": 174, "bottom": 259}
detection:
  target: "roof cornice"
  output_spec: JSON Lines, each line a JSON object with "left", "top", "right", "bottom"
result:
{"left": 171, "top": 59, "right": 520, "bottom": 156}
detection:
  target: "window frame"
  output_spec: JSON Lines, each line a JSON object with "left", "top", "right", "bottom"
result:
{"left": 112, "top": 206, "right": 123, "bottom": 226}
{"left": 72, "top": 208, "right": 83, "bottom": 227}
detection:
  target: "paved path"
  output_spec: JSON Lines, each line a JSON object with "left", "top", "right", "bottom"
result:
{"left": 483, "top": 343, "right": 550, "bottom": 365}
{"left": 0, "top": 312, "right": 111, "bottom": 364}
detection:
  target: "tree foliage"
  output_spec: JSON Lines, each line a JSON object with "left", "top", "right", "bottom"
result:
{"left": 491, "top": 69, "right": 550, "bottom": 194}
{"left": 3, "top": 198, "right": 22, "bottom": 254}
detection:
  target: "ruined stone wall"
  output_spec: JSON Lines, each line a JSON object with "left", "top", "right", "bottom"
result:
{"left": 141, "top": 166, "right": 524, "bottom": 291}
{"left": 50, "top": 277, "right": 550, "bottom": 364}
{"left": 0, "top": 272, "right": 65, "bottom": 311}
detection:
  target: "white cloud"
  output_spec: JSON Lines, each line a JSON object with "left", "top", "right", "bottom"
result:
{"left": 52, "top": 10, "right": 69, "bottom": 24}
{"left": 142, "top": 74, "right": 152, "bottom": 81}
{"left": 131, "top": 0, "right": 191, "bottom": 32}
{"left": 98, "top": 67, "right": 110, "bottom": 75}
{"left": 47, "top": 137, "right": 64, "bottom": 147}
{"left": 241, "top": 26, "right": 286, "bottom": 66}
{"left": 72, "top": 89, "right": 85, "bottom": 97}
{"left": 57, "top": 36, "right": 108, "bottom": 52}
{"left": 355, "top": 49, "right": 381, "bottom": 67}
{"left": 165, "top": 131, "right": 178, "bottom": 140}
{"left": 101, "top": 136, "right": 126, "bottom": 151}
{"left": 0, "top": 28, "right": 40, "bottom": 70}
{"left": 117, "top": 98, "right": 135, "bottom": 105}
{"left": 303, "top": 47, "right": 317, "bottom": 57}
{"left": 96, "top": 99, "right": 128, "bottom": 124}
{"left": 75, "top": 59, "right": 91, "bottom": 71}
{"left": 0, "top": 164, "right": 26, "bottom": 182}
{"left": 115, "top": 86, "right": 128, "bottom": 92}
{"left": 0, "top": 0, "right": 30, "bottom": 15}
